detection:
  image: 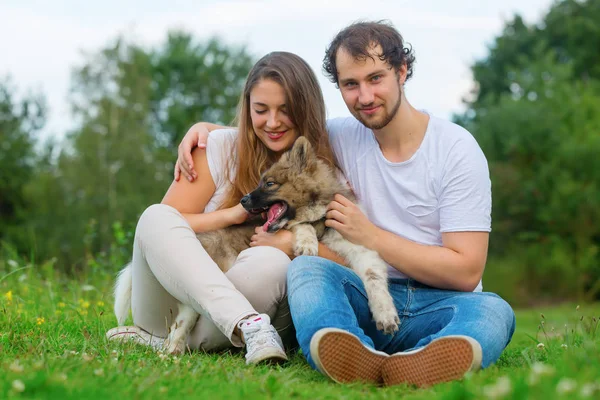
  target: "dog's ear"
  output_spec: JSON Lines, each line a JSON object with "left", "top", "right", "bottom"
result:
{"left": 288, "top": 136, "right": 316, "bottom": 172}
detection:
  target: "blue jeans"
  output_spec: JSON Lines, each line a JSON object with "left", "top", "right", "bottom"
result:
{"left": 287, "top": 256, "right": 516, "bottom": 370}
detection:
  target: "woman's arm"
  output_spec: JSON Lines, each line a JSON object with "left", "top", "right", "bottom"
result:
{"left": 163, "top": 145, "right": 247, "bottom": 233}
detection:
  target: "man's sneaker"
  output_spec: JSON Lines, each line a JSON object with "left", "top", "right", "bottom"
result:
{"left": 381, "top": 335, "right": 482, "bottom": 387}
{"left": 106, "top": 326, "right": 166, "bottom": 351}
{"left": 310, "top": 328, "right": 388, "bottom": 385}
{"left": 240, "top": 314, "right": 288, "bottom": 365}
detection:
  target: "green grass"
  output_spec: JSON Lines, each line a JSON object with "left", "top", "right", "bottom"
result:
{"left": 1, "top": 259, "right": 599, "bottom": 400}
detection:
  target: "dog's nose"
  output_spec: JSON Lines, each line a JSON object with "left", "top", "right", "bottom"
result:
{"left": 240, "top": 194, "right": 251, "bottom": 205}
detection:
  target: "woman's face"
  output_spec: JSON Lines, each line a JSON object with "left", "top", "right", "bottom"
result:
{"left": 249, "top": 79, "right": 299, "bottom": 155}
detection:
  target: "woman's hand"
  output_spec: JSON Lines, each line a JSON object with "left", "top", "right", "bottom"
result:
{"left": 174, "top": 123, "right": 210, "bottom": 182}
{"left": 250, "top": 227, "right": 295, "bottom": 258}
{"left": 226, "top": 204, "right": 252, "bottom": 225}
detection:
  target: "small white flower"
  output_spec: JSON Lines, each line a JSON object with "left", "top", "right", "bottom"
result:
{"left": 561, "top": 344, "right": 568, "bottom": 349}
{"left": 7, "top": 260, "right": 19, "bottom": 268}
{"left": 9, "top": 361, "right": 24, "bottom": 373}
{"left": 93, "top": 368, "right": 104, "bottom": 376}
{"left": 537, "top": 343, "right": 545, "bottom": 350}
{"left": 82, "top": 353, "right": 94, "bottom": 362}
{"left": 57, "top": 373, "right": 68, "bottom": 382}
{"left": 556, "top": 378, "right": 577, "bottom": 394}
{"left": 580, "top": 383, "right": 597, "bottom": 397}
{"left": 483, "top": 376, "right": 512, "bottom": 399}
{"left": 531, "top": 362, "right": 555, "bottom": 376}
{"left": 12, "top": 379, "right": 25, "bottom": 392}
{"left": 81, "top": 285, "right": 96, "bottom": 292}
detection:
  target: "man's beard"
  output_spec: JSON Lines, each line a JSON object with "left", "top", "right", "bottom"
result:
{"left": 354, "top": 86, "right": 402, "bottom": 130}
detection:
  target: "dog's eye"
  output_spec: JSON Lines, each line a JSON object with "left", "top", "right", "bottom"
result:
{"left": 265, "top": 181, "right": 276, "bottom": 187}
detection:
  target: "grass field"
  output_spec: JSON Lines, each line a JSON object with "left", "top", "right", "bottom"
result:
{"left": 1, "top": 259, "right": 599, "bottom": 399}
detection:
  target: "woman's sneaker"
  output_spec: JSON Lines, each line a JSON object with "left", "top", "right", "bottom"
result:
{"left": 240, "top": 314, "right": 288, "bottom": 365}
{"left": 106, "top": 326, "right": 166, "bottom": 351}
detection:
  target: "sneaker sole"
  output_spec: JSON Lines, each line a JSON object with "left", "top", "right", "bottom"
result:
{"left": 310, "top": 328, "right": 387, "bottom": 385}
{"left": 382, "top": 335, "right": 482, "bottom": 387}
{"left": 246, "top": 348, "right": 288, "bottom": 365}
{"left": 106, "top": 326, "right": 139, "bottom": 341}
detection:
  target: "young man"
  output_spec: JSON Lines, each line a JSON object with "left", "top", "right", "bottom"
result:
{"left": 175, "top": 21, "right": 515, "bottom": 388}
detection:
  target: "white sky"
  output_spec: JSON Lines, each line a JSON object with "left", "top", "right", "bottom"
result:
{"left": 0, "top": 0, "right": 554, "bottom": 141}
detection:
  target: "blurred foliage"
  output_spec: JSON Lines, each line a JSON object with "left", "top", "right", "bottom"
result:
{"left": 1, "top": 1, "right": 599, "bottom": 306}
{"left": 1, "top": 31, "right": 254, "bottom": 270}
{"left": 455, "top": 0, "right": 600, "bottom": 304}
{"left": 0, "top": 79, "right": 46, "bottom": 242}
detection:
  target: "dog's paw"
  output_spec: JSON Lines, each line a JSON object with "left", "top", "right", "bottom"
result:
{"left": 163, "top": 338, "right": 185, "bottom": 355}
{"left": 293, "top": 244, "right": 318, "bottom": 257}
{"left": 374, "top": 311, "right": 401, "bottom": 335}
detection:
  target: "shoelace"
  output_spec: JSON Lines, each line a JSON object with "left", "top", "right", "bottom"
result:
{"left": 245, "top": 325, "right": 281, "bottom": 350}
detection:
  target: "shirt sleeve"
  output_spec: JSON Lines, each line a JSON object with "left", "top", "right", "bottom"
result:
{"left": 326, "top": 117, "right": 357, "bottom": 178}
{"left": 438, "top": 136, "right": 492, "bottom": 233}
{"left": 205, "top": 128, "right": 237, "bottom": 189}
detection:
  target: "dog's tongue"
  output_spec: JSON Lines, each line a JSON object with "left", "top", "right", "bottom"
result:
{"left": 262, "top": 203, "right": 285, "bottom": 232}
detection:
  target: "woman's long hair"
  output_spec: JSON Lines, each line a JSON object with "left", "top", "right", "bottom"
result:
{"left": 219, "top": 51, "right": 336, "bottom": 209}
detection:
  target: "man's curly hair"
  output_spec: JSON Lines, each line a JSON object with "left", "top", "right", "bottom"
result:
{"left": 323, "top": 20, "right": 416, "bottom": 86}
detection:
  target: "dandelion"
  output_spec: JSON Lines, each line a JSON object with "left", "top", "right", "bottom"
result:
{"left": 556, "top": 378, "right": 577, "bottom": 394}
{"left": 12, "top": 379, "right": 25, "bottom": 393}
{"left": 81, "top": 301, "right": 90, "bottom": 309}
{"left": 9, "top": 361, "right": 24, "bottom": 373}
{"left": 536, "top": 343, "right": 545, "bottom": 350}
{"left": 58, "top": 302, "right": 66, "bottom": 308}
{"left": 4, "top": 290, "right": 13, "bottom": 303}
{"left": 36, "top": 317, "right": 45, "bottom": 325}
{"left": 96, "top": 301, "right": 105, "bottom": 307}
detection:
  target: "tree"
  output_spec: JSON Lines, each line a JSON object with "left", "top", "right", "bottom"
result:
{"left": 20, "top": 32, "right": 254, "bottom": 269}
{"left": 455, "top": 0, "right": 600, "bottom": 302}
{"left": 0, "top": 79, "right": 46, "bottom": 242}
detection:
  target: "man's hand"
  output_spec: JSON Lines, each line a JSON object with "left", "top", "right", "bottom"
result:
{"left": 250, "top": 227, "right": 295, "bottom": 258}
{"left": 325, "top": 194, "right": 379, "bottom": 249}
{"left": 174, "top": 123, "right": 210, "bottom": 182}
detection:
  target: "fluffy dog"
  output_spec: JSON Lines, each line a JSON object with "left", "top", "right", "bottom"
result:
{"left": 114, "top": 137, "right": 400, "bottom": 353}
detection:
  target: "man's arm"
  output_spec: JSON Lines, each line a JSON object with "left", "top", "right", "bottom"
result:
{"left": 370, "top": 229, "right": 487, "bottom": 291}
{"left": 175, "top": 122, "right": 232, "bottom": 181}
{"left": 325, "top": 194, "right": 487, "bottom": 292}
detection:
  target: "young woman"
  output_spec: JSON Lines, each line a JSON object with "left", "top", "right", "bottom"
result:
{"left": 106, "top": 51, "right": 340, "bottom": 364}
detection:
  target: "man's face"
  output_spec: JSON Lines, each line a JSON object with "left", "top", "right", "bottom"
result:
{"left": 335, "top": 45, "right": 405, "bottom": 130}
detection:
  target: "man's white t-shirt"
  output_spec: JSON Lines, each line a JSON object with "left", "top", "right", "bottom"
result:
{"left": 327, "top": 115, "right": 491, "bottom": 291}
